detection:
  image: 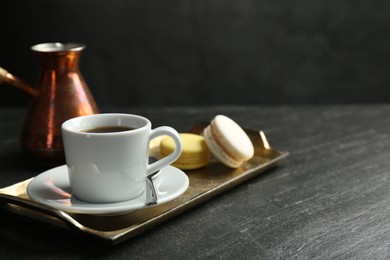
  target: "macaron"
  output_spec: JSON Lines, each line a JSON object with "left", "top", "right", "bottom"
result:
{"left": 203, "top": 115, "right": 254, "bottom": 168}
{"left": 160, "top": 133, "right": 211, "bottom": 170}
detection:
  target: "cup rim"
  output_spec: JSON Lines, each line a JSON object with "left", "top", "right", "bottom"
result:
{"left": 62, "top": 113, "right": 151, "bottom": 136}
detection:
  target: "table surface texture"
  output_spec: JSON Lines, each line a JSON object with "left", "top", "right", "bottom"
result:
{"left": 1, "top": 105, "right": 390, "bottom": 259}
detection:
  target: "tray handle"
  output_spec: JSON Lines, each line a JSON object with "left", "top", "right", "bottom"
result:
{"left": 0, "top": 194, "right": 84, "bottom": 231}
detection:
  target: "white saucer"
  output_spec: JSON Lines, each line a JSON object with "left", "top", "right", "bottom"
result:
{"left": 27, "top": 165, "right": 189, "bottom": 215}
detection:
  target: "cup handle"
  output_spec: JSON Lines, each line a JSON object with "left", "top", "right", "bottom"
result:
{"left": 147, "top": 126, "right": 182, "bottom": 176}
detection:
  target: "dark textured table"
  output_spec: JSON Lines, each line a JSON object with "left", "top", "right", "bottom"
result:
{"left": 1, "top": 105, "right": 390, "bottom": 259}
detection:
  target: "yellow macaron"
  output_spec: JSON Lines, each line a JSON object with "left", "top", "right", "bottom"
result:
{"left": 160, "top": 133, "right": 210, "bottom": 170}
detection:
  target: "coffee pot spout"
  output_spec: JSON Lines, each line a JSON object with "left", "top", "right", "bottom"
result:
{"left": 0, "top": 66, "right": 38, "bottom": 97}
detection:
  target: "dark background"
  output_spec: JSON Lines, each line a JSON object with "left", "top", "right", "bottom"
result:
{"left": 1, "top": 0, "right": 390, "bottom": 107}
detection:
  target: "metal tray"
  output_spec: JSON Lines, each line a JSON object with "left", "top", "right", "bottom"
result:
{"left": 0, "top": 128, "right": 288, "bottom": 245}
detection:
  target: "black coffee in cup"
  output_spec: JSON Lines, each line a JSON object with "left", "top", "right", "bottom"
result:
{"left": 81, "top": 126, "right": 134, "bottom": 133}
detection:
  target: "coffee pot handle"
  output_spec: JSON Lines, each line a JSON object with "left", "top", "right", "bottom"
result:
{"left": 147, "top": 126, "right": 182, "bottom": 176}
{"left": 0, "top": 66, "right": 38, "bottom": 96}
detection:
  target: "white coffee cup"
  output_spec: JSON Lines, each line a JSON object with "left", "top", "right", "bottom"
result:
{"left": 61, "top": 113, "right": 182, "bottom": 203}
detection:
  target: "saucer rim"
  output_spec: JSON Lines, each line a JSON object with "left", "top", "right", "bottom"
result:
{"left": 27, "top": 164, "right": 189, "bottom": 215}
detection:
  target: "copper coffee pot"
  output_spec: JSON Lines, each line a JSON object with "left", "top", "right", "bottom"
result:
{"left": 0, "top": 42, "right": 99, "bottom": 164}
